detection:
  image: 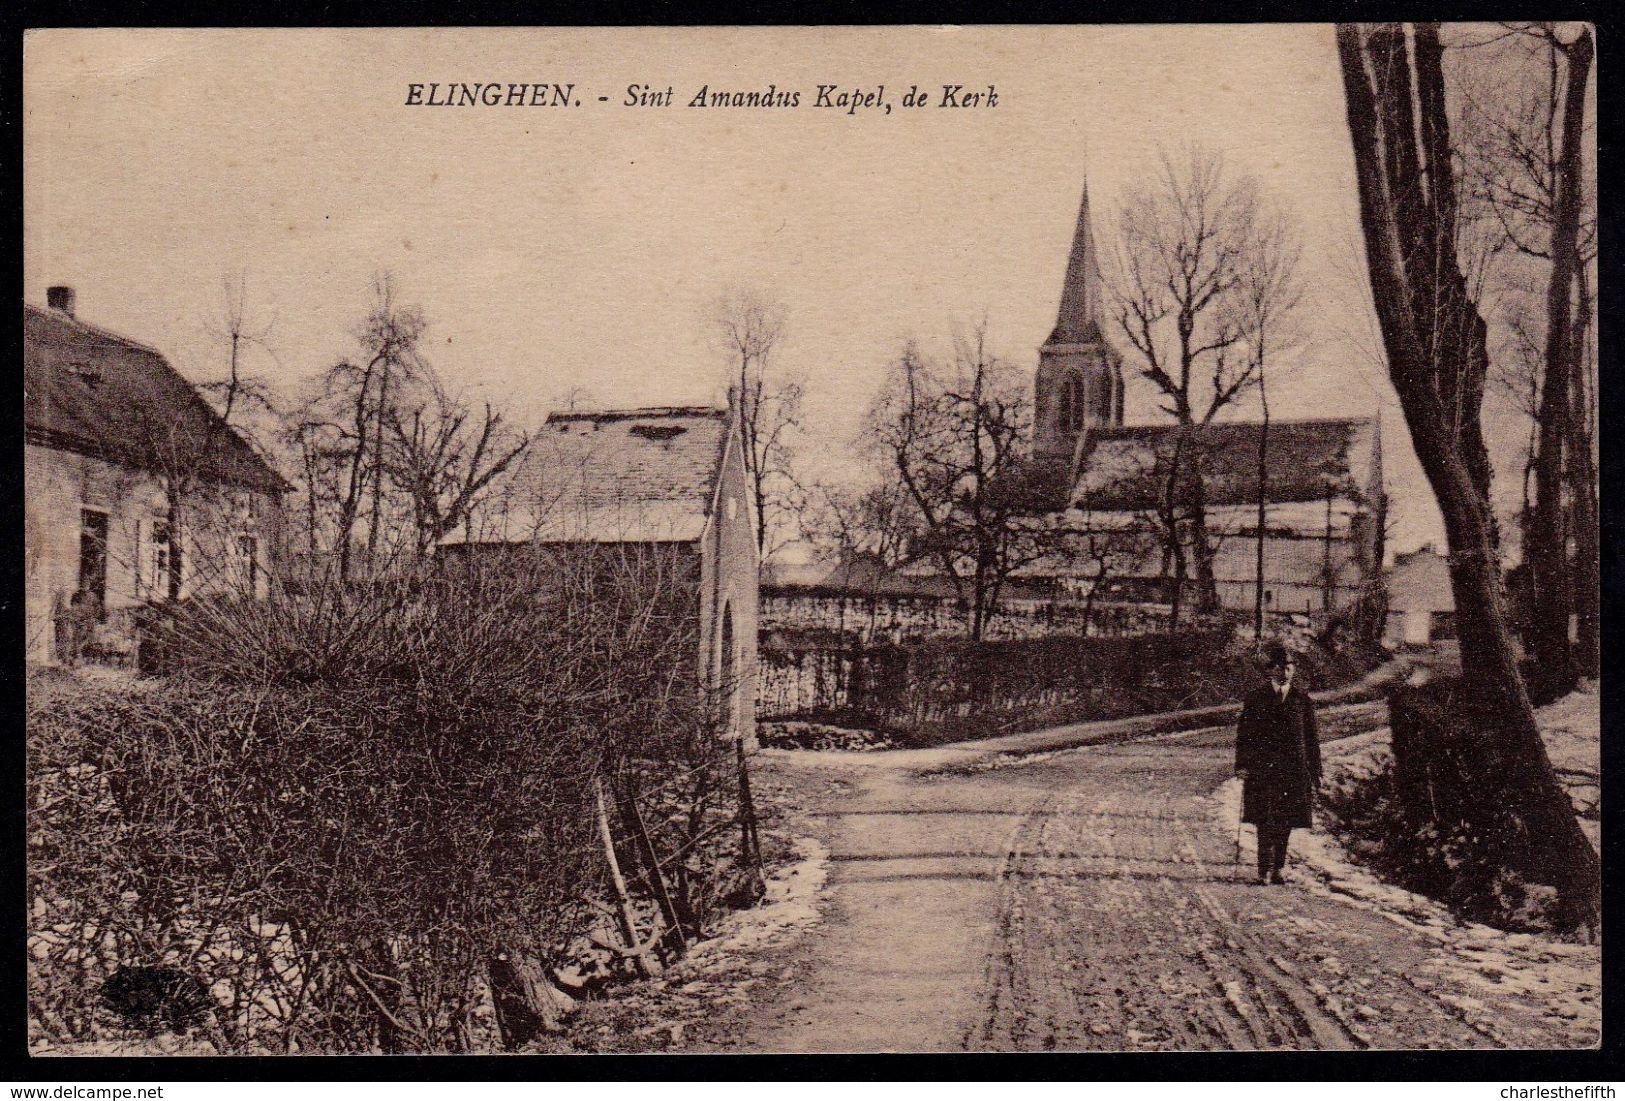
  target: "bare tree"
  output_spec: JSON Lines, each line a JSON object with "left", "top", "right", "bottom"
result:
{"left": 713, "top": 289, "right": 803, "bottom": 564}
{"left": 1483, "top": 268, "right": 1550, "bottom": 524}
{"left": 297, "top": 274, "right": 427, "bottom": 581}
{"left": 1107, "top": 146, "right": 1301, "bottom": 613}
{"left": 1336, "top": 21, "right": 1596, "bottom": 929}
{"left": 1064, "top": 505, "right": 1157, "bottom": 635}
{"left": 863, "top": 328, "right": 1062, "bottom": 640}
{"left": 796, "top": 478, "right": 921, "bottom": 635}
{"left": 801, "top": 479, "right": 916, "bottom": 575}
{"left": 1226, "top": 209, "right": 1307, "bottom": 637}
{"left": 198, "top": 272, "right": 282, "bottom": 440}
{"left": 1460, "top": 23, "right": 1596, "bottom": 684}
{"left": 384, "top": 377, "right": 532, "bottom": 556}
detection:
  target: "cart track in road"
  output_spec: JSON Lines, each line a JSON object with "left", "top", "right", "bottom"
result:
{"left": 736, "top": 708, "right": 1597, "bottom": 1053}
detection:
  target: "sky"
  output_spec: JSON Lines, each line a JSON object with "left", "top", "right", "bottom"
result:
{"left": 24, "top": 25, "right": 1468, "bottom": 554}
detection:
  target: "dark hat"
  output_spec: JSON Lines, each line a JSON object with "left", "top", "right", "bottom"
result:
{"left": 1263, "top": 640, "right": 1295, "bottom": 668}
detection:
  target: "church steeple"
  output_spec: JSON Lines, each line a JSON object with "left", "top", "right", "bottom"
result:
{"left": 1047, "top": 181, "right": 1105, "bottom": 346}
{"left": 1034, "top": 178, "right": 1124, "bottom": 463}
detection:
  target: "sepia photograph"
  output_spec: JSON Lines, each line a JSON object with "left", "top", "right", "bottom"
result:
{"left": 21, "top": 23, "right": 1601, "bottom": 1058}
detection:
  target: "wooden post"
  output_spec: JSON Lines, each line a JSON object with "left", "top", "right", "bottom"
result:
{"left": 735, "top": 735, "right": 762, "bottom": 870}
{"left": 488, "top": 951, "right": 574, "bottom": 1050}
{"left": 594, "top": 778, "right": 654, "bottom": 979}
{"left": 616, "top": 780, "right": 689, "bottom": 956}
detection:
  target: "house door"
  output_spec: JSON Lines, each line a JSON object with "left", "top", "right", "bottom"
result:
{"left": 78, "top": 509, "right": 109, "bottom": 615}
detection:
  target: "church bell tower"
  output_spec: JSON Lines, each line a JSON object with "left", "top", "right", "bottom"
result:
{"left": 1034, "top": 181, "right": 1124, "bottom": 463}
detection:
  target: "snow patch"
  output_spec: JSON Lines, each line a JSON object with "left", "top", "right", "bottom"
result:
{"left": 1535, "top": 682, "right": 1601, "bottom": 848}
{"left": 685, "top": 835, "right": 830, "bottom": 961}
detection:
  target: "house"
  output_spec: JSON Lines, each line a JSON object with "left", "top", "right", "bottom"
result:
{"left": 1384, "top": 544, "right": 1455, "bottom": 646}
{"left": 1014, "top": 182, "right": 1387, "bottom": 617}
{"left": 25, "top": 287, "right": 288, "bottom": 664}
{"left": 440, "top": 402, "right": 759, "bottom": 743}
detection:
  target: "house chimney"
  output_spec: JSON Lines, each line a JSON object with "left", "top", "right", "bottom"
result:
{"left": 47, "top": 286, "right": 76, "bottom": 318}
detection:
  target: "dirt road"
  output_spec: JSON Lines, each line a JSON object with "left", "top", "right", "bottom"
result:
{"left": 739, "top": 705, "right": 1598, "bottom": 1052}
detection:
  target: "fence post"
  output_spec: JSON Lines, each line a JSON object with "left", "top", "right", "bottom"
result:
{"left": 615, "top": 778, "right": 689, "bottom": 956}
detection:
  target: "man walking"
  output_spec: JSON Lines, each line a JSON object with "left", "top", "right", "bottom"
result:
{"left": 1235, "top": 641, "right": 1321, "bottom": 885}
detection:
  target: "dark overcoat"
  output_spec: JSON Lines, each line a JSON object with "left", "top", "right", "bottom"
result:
{"left": 1235, "top": 682, "right": 1321, "bottom": 828}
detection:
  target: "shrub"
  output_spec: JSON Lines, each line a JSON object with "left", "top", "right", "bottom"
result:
{"left": 30, "top": 546, "right": 752, "bottom": 1053}
{"left": 29, "top": 673, "right": 603, "bottom": 1052}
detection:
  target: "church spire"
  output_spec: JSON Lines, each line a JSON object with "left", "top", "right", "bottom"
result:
{"left": 1046, "top": 181, "right": 1104, "bottom": 347}
{"left": 1033, "top": 176, "right": 1124, "bottom": 461}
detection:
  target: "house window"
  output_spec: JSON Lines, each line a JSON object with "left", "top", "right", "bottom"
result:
{"left": 235, "top": 534, "right": 259, "bottom": 593}
{"left": 78, "top": 509, "right": 109, "bottom": 619}
{"left": 146, "top": 520, "right": 175, "bottom": 600}
{"left": 231, "top": 490, "right": 260, "bottom": 527}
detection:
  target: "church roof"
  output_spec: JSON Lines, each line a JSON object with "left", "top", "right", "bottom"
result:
{"left": 1045, "top": 182, "right": 1107, "bottom": 347}
{"left": 24, "top": 301, "right": 288, "bottom": 494}
{"left": 992, "top": 452, "right": 1076, "bottom": 513}
{"left": 455, "top": 406, "right": 732, "bottom": 544}
{"left": 1070, "top": 417, "right": 1380, "bottom": 512}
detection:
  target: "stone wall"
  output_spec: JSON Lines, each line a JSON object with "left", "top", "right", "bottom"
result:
{"left": 758, "top": 628, "right": 1250, "bottom": 745}
{"left": 760, "top": 590, "right": 1181, "bottom": 644}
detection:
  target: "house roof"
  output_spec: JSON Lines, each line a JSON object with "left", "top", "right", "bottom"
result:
{"left": 765, "top": 551, "right": 954, "bottom": 599}
{"left": 453, "top": 406, "right": 732, "bottom": 544}
{"left": 764, "top": 550, "right": 1056, "bottom": 602}
{"left": 1070, "top": 417, "right": 1379, "bottom": 512}
{"left": 24, "top": 302, "right": 287, "bottom": 494}
{"left": 1386, "top": 545, "right": 1454, "bottom": 613}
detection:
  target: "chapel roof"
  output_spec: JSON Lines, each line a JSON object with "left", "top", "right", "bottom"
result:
{"left": 451, "top": 406, "right": 732, "bottom": 545}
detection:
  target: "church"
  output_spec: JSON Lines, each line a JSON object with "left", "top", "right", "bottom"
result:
{"left": 1020, "top": 185, "right": 1386, "bottom": 618}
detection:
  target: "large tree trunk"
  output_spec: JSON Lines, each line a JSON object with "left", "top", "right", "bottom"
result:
{"left": 1158, "top": 428, "right": 1192, "bottom": 625}
{"left": 1525, "top": 26, "right": 1592, "bottom": 697}
{"left": 1186, "top": 466, "right": 1221, "bottom": 613}
{"left": 1337, "top": 22, "right": 1597, "bottom": 930}
{"left": 970, "top": 553, "right": 990, "bottom": 641}
{"left": 1566, "top": 268, "right": 1599, "bottom": 677}
{"left": 1172, "top": 425, "right": 1221, "bottom": 614}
